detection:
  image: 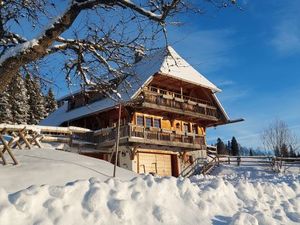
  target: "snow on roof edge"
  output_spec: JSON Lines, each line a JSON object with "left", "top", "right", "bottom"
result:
{"left": 212, "top": 93, "right": 230, "bottom": 121}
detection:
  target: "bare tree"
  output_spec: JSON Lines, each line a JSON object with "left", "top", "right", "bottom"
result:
{"left": 0, "top": 0, "right": 240, "bottom": 93}
{"left": 261, "top": 119, "right": 298, "bottom": 157}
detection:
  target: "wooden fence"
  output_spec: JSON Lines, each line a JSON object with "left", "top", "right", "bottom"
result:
{"left": 0, "top": 124, "right": 93, "bottom": 165}
{"left": 218, "top": 155, "right": 300, "bottom": 172}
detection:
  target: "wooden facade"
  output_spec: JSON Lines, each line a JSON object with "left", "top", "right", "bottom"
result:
{"left": 59, "top": 74, "right": 227, "bottom": 177}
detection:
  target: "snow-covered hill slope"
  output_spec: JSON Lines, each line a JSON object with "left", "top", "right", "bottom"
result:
{"left": 0, "top": 150, "right": 299, "bottom": 225}
{"left": 0, "top": 149, "right": 136, "bottom": 193}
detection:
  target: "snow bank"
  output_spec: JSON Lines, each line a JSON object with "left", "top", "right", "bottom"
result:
{"left": 0, "top": 174, "right": 299, "bottom": 225}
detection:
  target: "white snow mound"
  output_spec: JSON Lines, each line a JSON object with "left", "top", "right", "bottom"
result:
{"left": 0, "top": 174, "right": 299, "bottom": 225}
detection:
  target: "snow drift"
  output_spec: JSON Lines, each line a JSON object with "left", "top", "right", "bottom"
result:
{"left": 0, "top": 174, "right": 299, "bottom": 225}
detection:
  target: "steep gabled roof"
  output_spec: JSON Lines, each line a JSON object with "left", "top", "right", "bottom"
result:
{"left": 159, "top": 46, "right": 220, "bottom": 92}
{"left": 41, "top": 46, "right": 225, "bottom": 126}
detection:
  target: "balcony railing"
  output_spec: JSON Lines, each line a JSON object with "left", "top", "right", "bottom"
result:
{"left": 142, "top": 89, "right": 218, "bottom": 119}
{"left": 94, "top": 124, "right": 206, "bottom": 149}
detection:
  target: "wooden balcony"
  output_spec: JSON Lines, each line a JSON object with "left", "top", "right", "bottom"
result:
{"left": 141, "top": 89, "right": 219, "bottom": 121}
{"left": 94, "top": 124, "right": 206, "bottom": 150}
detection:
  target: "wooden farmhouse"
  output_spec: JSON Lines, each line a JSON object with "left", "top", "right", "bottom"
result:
{"left": 41, "top": 46, "right": 233, "bottom": 177}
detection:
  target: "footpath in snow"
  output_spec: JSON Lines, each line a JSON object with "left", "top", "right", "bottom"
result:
{"left": 0, "top": 149, "right": 299, "bottom": 225}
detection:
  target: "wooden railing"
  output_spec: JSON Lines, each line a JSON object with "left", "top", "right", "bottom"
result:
{"left": 180, "top": 157, "right": 207, "bottom": 177}
{"left": 146, "top": 86, "right": 214, "bottom": 106}
{"left": 95, "top": 124, "right": 206, "bottom": 147}
{"left": 0, "top": 124, "right": 95, "bottom": 165}
{"left": 142, "top": 90, "right": 218, "bottom": 118}
{"left": 199, "top": 146, "right": 219, "bottom": 175}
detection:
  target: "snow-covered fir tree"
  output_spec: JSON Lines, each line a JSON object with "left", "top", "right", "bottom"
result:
{"left": 9, "top": 73, "right": 29, "bottom": 124}
{"left": 25, "top": 75, "right": 47, "bottom": 124}
{"left": 45, "top": 88, "right": 57, "bottom": 115}
{"left": 0, "top": 86, "right": 12, "bottom": 123}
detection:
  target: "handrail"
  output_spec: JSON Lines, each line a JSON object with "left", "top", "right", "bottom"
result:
{"left": 145, "top": 86, "right": 214, "bottom": 107}
{"left": 180, "top": 157, "right": 206, "bottom": 177}
{"left": 142, "top": 90, "right": 218, "bottom": 118}
{"left": 95, "top": 123, "right": 206, "bottom": 146}
{"left": 201, "top": 157, "right": 217, "bottom": 175}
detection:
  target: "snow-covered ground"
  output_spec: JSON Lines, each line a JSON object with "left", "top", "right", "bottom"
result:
{"left": 0, "top": 148, "right": 135, "bottom": 193}
{"left": 0, "top": 149, "right": 299, "bottom": 225}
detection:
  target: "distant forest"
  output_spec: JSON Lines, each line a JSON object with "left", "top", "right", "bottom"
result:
{"left": 214, "top": 137, "right": 300, "bottom": 157}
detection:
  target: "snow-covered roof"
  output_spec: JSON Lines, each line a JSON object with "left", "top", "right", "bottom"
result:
{"left": 41, "top": 46, "right": 224, "bottom": 126}
{"left": 159, "top": 46, "right": 221, "bottom": 92}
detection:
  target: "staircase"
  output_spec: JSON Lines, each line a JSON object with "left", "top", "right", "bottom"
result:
{"left": 180, "top": 146, "right": 219, "bottom": 177}
{"left": 200, "top": 146, "right": 219, "bottom": 175}
{"left": 180, "top": 157, "right": 206, "bottom": 177}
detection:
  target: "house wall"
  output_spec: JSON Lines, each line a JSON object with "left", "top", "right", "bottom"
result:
{"left": 118, "top": 146, "right": 135, "bottom": 171}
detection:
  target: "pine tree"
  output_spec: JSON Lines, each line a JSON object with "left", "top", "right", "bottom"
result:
{"left": 9, "top": 73, "right": 29, "bottom": 124}
{"left": 25, "top": 75, "right": 47, "bottom": 124}
{"left": 0, "top": 86, "right": 12, "bottom": 123}
{"left": 231, "top": 136, "right": 239, "bottom": 156}
{"left": 249, "top": 148, "right": 254, "bottom": 156}
{"left": 227, "top": 140, "right": 231, "bottom": 155}
{"left": 274, "top": 146, "right": 280, "bottom": 157}
{"left": 289, "top": 145, "right": 296, "bottom": 157}
{"left": 216, "top": 138, "right": 227, "bottom": 155}
{"left": 45, "top": 87, "right": 57, "bottom": 115}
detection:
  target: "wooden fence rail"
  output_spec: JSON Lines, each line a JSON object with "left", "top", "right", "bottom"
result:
{"left": 217, "top": 155, "right": 300, "bottom": 172}
{"left": 0, "top": 124, "right": 92, "bottom": 166}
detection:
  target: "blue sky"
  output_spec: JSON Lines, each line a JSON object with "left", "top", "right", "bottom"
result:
{"left": 163, "top": 1, "right": 300, "bottom": 148}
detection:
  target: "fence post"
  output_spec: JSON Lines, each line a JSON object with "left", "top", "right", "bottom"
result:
{"left": 237, "top": 156, "right": 241, "bottom": 166}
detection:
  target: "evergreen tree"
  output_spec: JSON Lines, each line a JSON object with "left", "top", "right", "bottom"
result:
{"left": 249, "top": 148, "right": 254, "bottom": 156}
{"left": 274, "top": 146, "right": 280, "bottom": 157}
{"left": 25, "top": 75, "right": 46, "bottom": 124}
{"left": 9, "top": 73, "right": 29, "bottom": 124}
{"left": 0, "top": 86, "right": 12, "bottom": 123}
{"left": 45, "top": 88, "right": 57, "bottom": 115}
{"left": 216, "top": 138, "right": 227, "bottom": 155}
{"left": 231, "top": 136, "right": 240, "bottom": 156}
{"left": 288, "top": 145, "right": 297, "bottom": 157}
{"left": 227, "top": 140, "right": 231, "bottom": 155}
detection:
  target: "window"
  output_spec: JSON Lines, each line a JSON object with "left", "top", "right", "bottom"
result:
{"left": 183, "top": 123, "right": 190, "bottom": 133}
{"left": 150, "top": 87, "right": 158, "bottom": 93}
{"left": 137, "top": 116, "right": 144, "bottom": 126}
{"left": 192, "top": 124, "right": 198, "bottom": 134}
{"left": 160, "top": 89, "right": 167, "bottom": 95}
{"left": 175, "top": 93, "right": 181, "bottom": 98}
{"left": 145, "top": 117, "right": 152, "bottom": 128}
{"left": 153, "top": 118, "right": 161, "bottom": 128}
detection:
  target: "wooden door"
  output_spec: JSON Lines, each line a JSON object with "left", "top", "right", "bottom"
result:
{"left": 138, "top": 152, "right": 172, "bottom": 176}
